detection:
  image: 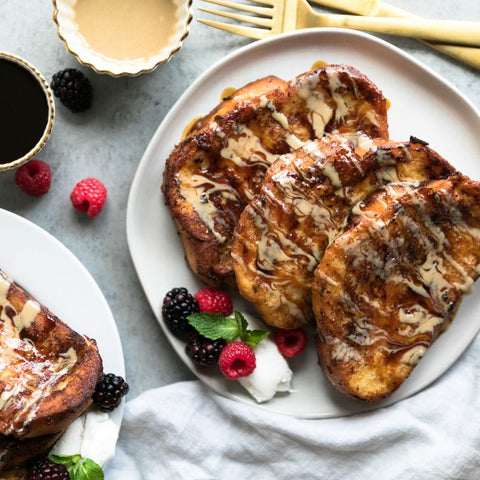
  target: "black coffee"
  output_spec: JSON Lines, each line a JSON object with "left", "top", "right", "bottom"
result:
{"left": 0, "top": 58, "right": 49, "bottom": 164}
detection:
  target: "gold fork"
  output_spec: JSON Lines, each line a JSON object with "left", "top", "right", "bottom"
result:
{"left": 198, "top": 0, "right": 480, "bottom": 46}
{"left": 309, "top": 0, "right": 480, "bottom": 69}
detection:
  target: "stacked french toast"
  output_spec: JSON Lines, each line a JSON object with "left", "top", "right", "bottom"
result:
{"left": 0, "top": 269, "right": 103, "bottom": 473}
{"left": 162, "top": 64, "right": 480, "bottom": 402}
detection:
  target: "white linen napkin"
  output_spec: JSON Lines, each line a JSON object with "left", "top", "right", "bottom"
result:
{"left": 106, "top": 333, "right": 480, "bottom": 480}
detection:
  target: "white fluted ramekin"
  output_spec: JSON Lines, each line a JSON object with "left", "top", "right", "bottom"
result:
{"left": 52, "top": 0, "right": 193, "bottom": 77}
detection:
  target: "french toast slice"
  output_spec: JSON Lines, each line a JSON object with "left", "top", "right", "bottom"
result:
{"left": 0, "top": 432, "right": 63, "bottom": 474}
{"left": 162, "top": 64, "right": 388, "bottom": 287}
{"left": 311, "top": 175, "right": 480, "bottom": 401}
{"left": 232, "top": 136, "right": 457, "bottom": 329}
{"left": 0, "top": 269, "right": 103, "bottom": 471}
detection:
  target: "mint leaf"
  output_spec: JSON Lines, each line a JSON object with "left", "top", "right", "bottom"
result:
{"left": 188, "top": 310, "right": 269, "bottom": 347}
{"left": 48, "top": 454, "right": 104, "bottom": 480}
{"left": 72, "top": 458, "right": 104, "bottom": 480}
{"left": 234, "top": 311, "right": 269, "bottom": 346}
{"left": 243, "top": 329, "right": 269, "bottom": 346}
{"left": 235, "top": 310, "right": 249, "bottom": 335}
{"left": 188, "top": 312, "right": 239, "bottom": 341}
{"left": 48, "top": 454, "right": 82, "bottom": 465}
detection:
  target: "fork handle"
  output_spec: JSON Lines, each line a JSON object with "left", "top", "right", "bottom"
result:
{"left": 318, "top": 14, "right": 480, "bottom": 47}
{"left": 309, "top": 0, "right": 480, "bottom": 69}
{"left": 308, "top": 0, "right": 419, "bottom": 17}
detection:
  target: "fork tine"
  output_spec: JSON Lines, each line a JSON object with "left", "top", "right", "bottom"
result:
{"left": 201, "top": 0, "right": 273, "bottom": 16}
{"left": 203, "top": 0, "right": 277, "bottom": 6}
{"left": 199, "top": 7, "right": 273, "bottom": 27}
{"left": 246, "top": 0, "right": 276, "bottom": 6}
{"left": 198, "top": 18, "right": 271, "bottom": 39}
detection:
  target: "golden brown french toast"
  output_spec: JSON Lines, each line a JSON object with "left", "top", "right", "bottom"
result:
{"left": 0, "top": 269, "right": 103, "bottom": 471}
{"left": 312, "top": 175, "right": 480, "bottom": 401}
{"left": 232, "top": 136, "right": 457, "bottom": 329}
{"left": 162, "top": 64, "right": 389, "bottom": 287}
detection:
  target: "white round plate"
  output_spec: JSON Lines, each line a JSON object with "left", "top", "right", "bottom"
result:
{"left": 0, "top": 208, "right": 125, "bottom": 446}
{"left": 126, "top": 28, "right": 480, "bottom": 418}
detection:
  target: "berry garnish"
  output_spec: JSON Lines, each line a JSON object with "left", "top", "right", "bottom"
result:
{"left": 218, "top": 341, "right": 256, "bottom": 379}
{"left": 194, "top": 287, "right": 233, "bottom": 316}
{"left": 70, "top": 178, "right": 107, "bottom": 217}
{"left": 185, "top": 333, "right": 226, "bottom": 366}
{"left": 274, "top": 328, "right": 308, "bottom": 358}
{"left": 162, "top": 287, "right": 199, "bottom": 338}
{"left": 92, "top": 373, "right": 129, "bottom": 412}
{"left": 51, "top": 68, "right": 93, "bottom": 112}
{"left": 15, "top": 160, "right": 51, "bottom": 197}
{"left": 27, "top": 458, "right": 70, "bottom": 480}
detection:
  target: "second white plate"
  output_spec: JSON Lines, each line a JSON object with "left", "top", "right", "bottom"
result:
{"left": 0, "top": 208, "right": 125, "bottom": 455}
{"left": 127, "top": 29, "right": 480, "bottom": 418}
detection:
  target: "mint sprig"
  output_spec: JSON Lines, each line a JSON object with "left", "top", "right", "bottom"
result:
{"left": 49, "top": 454, "right": 104, "bottom": 480}
{"left": 187, "top": 310, "right": 269, "bottom": 346}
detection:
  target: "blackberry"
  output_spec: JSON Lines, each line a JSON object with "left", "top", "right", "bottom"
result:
{"left": 92, "top": 373, "right": 129, "bottom": 412}
{"left": 162, "top": 287, "right": 199, "bottom": 339}
{"left": 186, "top": 333, "right": 227, "bottom": 366}
{"left": 27, "top": 458, "right": 70, "bottom": 480}
{"left": 50, "top": 68, "right": 93, "bottom": 112}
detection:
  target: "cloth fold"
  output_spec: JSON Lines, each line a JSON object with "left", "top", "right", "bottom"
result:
{"left": 106, "top": 333, "right": 480, "bottom": 479}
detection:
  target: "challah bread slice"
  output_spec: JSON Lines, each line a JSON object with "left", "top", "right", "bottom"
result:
{"left": 312, "top": 175, "right": 480, "bottom": 401}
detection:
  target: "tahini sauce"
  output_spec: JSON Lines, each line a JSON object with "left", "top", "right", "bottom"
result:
{"left": 74, "top": 0, "right": 178, "bottom": 60}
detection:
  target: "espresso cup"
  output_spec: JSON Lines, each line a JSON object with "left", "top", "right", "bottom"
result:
{"left": 0, "top": 53, "right": 55, "bottom": 171}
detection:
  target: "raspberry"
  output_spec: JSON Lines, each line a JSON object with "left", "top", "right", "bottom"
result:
{"left": 218, "top": 341, "right": 256, "bottom": 379}
{"left": 194, "top": 288, "right": 233, "bottom": 316}
{"left": 274, "top": 328, "right": 308, "bottom": 358}
{"left": 92, "top": 373, "right": 129, "bottom": 412}
{"left": 186, "top": 333, "right": 227, "bottom": 366}
{"left": 27, "top": 458, "right": 69, "bottom": 480}
{"left": 51, "top": 68, "right": 93, "bottom": 112}
{"left": 70, "top": 178, "right": 107, "bottom": 217}
{"left": 162, "top": 287, "right": 199, "bottom": 338}
{"left": 15, "top": 160, "right": 51, "bottom": 197}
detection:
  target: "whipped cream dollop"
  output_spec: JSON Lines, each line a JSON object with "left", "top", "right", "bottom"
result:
{"left": 238, "top": 316, "right": 293, "bottom": 403}
{"left": 52, "top": 409, "right": 119, "bottom": 466}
